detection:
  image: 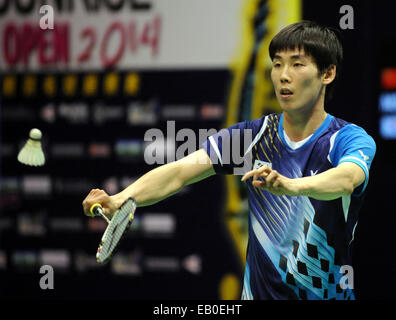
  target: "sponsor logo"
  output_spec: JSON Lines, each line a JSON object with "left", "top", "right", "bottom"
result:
{"left": 253, "top": 160, "right": 272, "bottom": 170}
{"left": 358, "top": 150, "right": 369, "bottom": 161}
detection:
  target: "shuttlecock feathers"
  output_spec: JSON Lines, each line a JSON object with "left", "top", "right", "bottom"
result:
{"left": 17, "top": 128, "right": 45, "bottom": 167}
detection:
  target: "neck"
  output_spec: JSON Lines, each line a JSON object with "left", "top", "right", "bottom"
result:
{"left": 282, "top": 98, "right": 327, "bottom": 142}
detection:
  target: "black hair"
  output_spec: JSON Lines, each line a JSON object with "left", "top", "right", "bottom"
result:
{"left": 269, "top": 20, "right": 343, "bottom": 102}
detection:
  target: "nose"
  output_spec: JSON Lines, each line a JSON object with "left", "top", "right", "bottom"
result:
{"left": 280, "top": 66, "right": 291, "bottom": 83}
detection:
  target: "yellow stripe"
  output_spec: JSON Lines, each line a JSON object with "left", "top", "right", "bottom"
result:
{"left": 221, "top": 0, "right": 302, "bottom": 293}
{"left": 251, "top": 187, "right": 282, "bottom": 241}
{"left": 263, "top": 134, "right": 274, "bottom": 158}
{"left": 268, "top": 121, "right": 281, "bottom": 156}
{"left": 254, "top": 187, "right": 280, "bottom": 228}
{"left": 252, "top": 0, "right": 302, "bottom": 120}
{"left": 272, "top": 115, "right": 286, "bottom": 146}
{"left": 222, "top": 0, "right": 260, "bottom": 270}
{"left": 259, "top": 141, "right": 271, "bottom": 162}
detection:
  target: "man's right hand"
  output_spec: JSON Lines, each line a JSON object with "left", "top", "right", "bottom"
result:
{"left": 82, "top": 189, "right": 119, "bottom": 219}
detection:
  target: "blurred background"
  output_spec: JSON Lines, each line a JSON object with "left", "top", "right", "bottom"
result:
{"left": 0, "top": 0, "right": 395, "bottom": 300}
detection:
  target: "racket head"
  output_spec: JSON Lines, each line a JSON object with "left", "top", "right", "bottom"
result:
{"left": 96, "top": 198, "right": 136, "bottom": 264}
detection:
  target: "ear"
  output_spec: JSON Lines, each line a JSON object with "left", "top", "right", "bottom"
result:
{"left": 322, "top": 65, "right": 336, "bottom": 85}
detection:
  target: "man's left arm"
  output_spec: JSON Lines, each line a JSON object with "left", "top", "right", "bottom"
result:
{"left": 241, "top": 162, "right": 364, "bottom": 200}
{"left": 241, "top": 124, "right": 376, "bottom": 200}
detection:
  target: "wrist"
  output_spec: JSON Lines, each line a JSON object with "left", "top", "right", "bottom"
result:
{"left": 111, "top": 192, "right": 127, "bottom": 209}
{"left": 293, "top": 177, "right": 310, "bottom": 197}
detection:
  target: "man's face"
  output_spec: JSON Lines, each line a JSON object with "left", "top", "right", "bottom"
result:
{"left": 271, "top": 48, "right": 325, "bottom": 113}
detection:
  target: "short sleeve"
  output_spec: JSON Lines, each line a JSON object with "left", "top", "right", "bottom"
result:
{"left": 202, "top": 121, "right": 254, "bottom": 175}
{"left": 329, "top": 124, "right": 376, "bottom": 196}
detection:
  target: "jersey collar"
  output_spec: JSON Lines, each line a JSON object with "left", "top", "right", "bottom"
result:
{"left": 278, "top": 113, "right": 334, "bottom": 151}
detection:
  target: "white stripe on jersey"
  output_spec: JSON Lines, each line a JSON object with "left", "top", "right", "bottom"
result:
{"left": 342, "top": 195, "right": 351, "bottom": 222}
{"left": 327, "top": 130, "right": 340, "bottom": 163}
{"left": 208, "top": 136, "right": 223, "bottom": 166}
{"left": 244, "top": 116, "right": 269, "bottom": 156}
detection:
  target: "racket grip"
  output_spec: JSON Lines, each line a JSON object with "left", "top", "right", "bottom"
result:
{"left": 89, "top": 203, "right": 103, "bottom": 217}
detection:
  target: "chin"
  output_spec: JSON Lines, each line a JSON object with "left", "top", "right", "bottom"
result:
{"left": 279, "top": 99, "right": 313, "bottom": 114}
{"left": 279, "top": 102, "right": 299, "bottom": 112}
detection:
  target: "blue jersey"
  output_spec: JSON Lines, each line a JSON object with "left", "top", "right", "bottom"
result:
{"left": 202, "top": 113, "right": 376, "bottom": 300}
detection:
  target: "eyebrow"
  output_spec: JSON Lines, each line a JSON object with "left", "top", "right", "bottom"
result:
{"left": 273, "top": 54, "right": 307, "bottom": 60}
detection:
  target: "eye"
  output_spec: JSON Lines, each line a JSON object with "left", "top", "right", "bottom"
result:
{"left": 273, "top": 63, "right": 281, "bottom": 68}
{"left": 294, "top": 63, "right": 303, "bottom": 67}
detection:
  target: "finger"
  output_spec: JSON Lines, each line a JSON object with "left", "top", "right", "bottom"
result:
{"left": 242, "top": 165, "right": 271, "bottom": 181}
{"left": 82, "top": 196, "right": 92, "bottom": 215}
{"left": 82, "top": 191, "right": 96, "bottom": 215}
{"left": 253, "top": 170, "right": 260, "bottom": 181}
{"left": 265, "top": 170, "right": 279, "bottom": 186}
{"left": 253, "top": 170, "right": 270, "bottom": 182}
{"left": 273, "top": 177, "right": 281, "bottom": 188}
{"left": 252, "top": 180, "right": 266, "bottom": 188}
{"left": 254, "top": 165, "right": 271, "bottom": 175}
{"left": 259, "top": 165, "right": 272, "bottom": 173}
{"left": 83, "top": 200, "right": 96, "bottom": 216}
{"left": 254, "top": 165, "right": 271, "bottom": 178}
{"left": 82, "top": 189, "right": 106, "bottom": 216}
{"left": 241, "top": 169, "right": 257, "bottom": 181}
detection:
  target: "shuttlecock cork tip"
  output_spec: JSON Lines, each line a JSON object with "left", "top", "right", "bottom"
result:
{"left": 29, "top": 128, "right": 42, "bottom": 140}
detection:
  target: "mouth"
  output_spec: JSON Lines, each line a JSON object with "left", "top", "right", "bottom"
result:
{"left": 280, "top": 88, "right": 294, "bottom": 99}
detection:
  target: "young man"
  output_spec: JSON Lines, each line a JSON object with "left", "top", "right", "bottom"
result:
{"left": 82, "top": 21, "right": 376, "bottom": 300}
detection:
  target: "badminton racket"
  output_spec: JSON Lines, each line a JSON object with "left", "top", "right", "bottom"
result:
{"left": 89, "top": 197, "right": 137, "bottom": 264}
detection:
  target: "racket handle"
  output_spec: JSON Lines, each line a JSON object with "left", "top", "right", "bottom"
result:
{"left": 89, "top": 203, "right": 111, "bottom": 224}
{"left": 90, "top": 203, "right": 103, "bottom": 217}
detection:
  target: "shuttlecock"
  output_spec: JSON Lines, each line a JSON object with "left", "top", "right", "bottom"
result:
{"left": 17, "top": 128, "right": 45, "bottom": 167}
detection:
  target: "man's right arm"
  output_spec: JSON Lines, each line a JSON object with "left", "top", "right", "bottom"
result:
{"left": 82, "top": 149, "right": 215, "bottom": 216}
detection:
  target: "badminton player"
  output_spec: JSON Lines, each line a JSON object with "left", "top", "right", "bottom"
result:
{"left": 82, "top": 21, "right": 376, "bottom": 300}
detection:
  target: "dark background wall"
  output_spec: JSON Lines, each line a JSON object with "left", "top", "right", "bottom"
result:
{"left": 303, "top": 0, "right": 396, "bottom": 299}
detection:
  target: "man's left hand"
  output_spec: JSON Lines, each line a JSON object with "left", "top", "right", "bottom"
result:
{"left": 241, "top": 165, "right": 301, "bottom": 197}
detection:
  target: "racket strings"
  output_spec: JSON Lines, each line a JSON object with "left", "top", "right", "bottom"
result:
{"left": 96, "top": 198, "right": 136, "bottom": 264}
